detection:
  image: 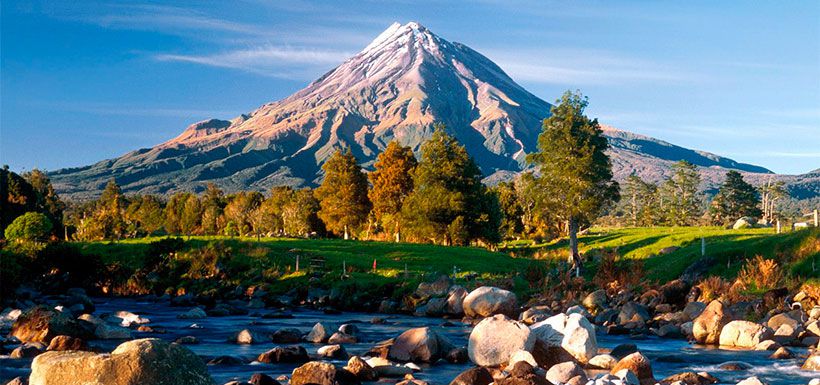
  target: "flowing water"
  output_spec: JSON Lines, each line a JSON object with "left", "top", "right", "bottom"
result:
{"left": 1, "top": 297, "right": 817, "bottom": 384}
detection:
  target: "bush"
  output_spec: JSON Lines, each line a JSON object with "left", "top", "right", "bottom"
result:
{"left": 4, "top": 212, "right": 52, "bottom": 241}
{"left": 737, "top": 255, "right": 784, "bottom": 291}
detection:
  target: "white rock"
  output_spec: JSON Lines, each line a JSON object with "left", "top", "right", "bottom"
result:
{"left": 468, "top": 314, "right": 534, "bottom": 367}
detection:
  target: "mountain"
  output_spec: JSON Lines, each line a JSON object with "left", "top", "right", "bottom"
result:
{"left": 50, "top": 22, "right": 813, "bottom": 200}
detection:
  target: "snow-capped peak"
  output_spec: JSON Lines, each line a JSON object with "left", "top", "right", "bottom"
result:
{"left": 359, "top": 21, "right": 442, "bottom": 57}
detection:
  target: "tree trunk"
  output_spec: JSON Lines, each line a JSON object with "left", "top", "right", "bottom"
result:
{"left": 394, "top": 222, "right": 401, "bottom": 243}
{"left": 568, "top": 217, "right": 581, "bottom": 277}
{"left": 344, "top": 224, "right": 349, "bottom": 240}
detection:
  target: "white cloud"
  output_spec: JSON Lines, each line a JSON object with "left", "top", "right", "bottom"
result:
{"left": 155, "top": 46, "right": 352, "bottom": 79}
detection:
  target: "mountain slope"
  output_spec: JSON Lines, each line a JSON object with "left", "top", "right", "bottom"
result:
{"left": 51, "top": 22, "right": 810, "bottom": 200}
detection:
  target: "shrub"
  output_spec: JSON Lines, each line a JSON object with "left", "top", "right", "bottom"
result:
{"left": 697, "top": 276, "right": 730, "bottom": 302}
{"left": 737, "top": 255, "right": 784, "bottom": 291}
{"left": 5, "top": 212, "right": 52, "bottom": 241}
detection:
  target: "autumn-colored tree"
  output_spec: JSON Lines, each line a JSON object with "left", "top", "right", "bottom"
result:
{"left": 283, "top": 188, "right": 323, "bottom": 237}
{"left": 164, "top": 192, "right": 193, "bottom": 235}
{"left": 369, "top": 141, "right": 417, "bottom": 242}
{"left": 315, "top": 150, "right": 371, "bottom": 239}
{"left": 527, "top": 91, "right": 619, "bottom": 275}
{"left": 223, "top": 191, "right": 263, "bottom": 236}
{"left": 200, "top": 183, "right": 226, "bottom": 235}
{"left": 124, "top": 195, "right": 164, "bottom": 237}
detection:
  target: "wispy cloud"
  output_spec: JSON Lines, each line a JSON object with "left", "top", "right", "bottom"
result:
{"left": 155, "top": 46, "right": 351, "bottom": 79}
{"left": 40, "top": 101, "right": 240, "bottom": 119}
{"left": 483, "top": 48, "right": 701, "bottom": 86}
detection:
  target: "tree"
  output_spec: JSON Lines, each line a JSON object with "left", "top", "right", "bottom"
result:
{"left": 283, "top": 189, "right": 323, "bottom": 237}
{"left": 369, "top": 141, "right": 417, "bottom": 242}
{"left": 526, "top": 91, "right": 619, "bottom": 275}
{"left": 180, "top": 194, "right": 203, "bottom": 235}
{"left": 223, "top": 191, "right": 263, "bottom": 236}
{"left": 709, "top": 170, "right": 761, "bottom": 224}
{"left": 402, "top": 125, "right": 501, "bottom": 245}
{"left": 164, "top": 192, "right": 193, "bottom": 235}
{"left": 623, "top": 174, "right": 659, "bottom": 227}
{"left": 494, "top": 181, "right": 524, "bottom": 240}
{"left": 124, "top": 195, "right": 164, "bottom": 237}
{"left": 4, "top": 212, "right": 52, "bottom": 241}
{"left": 200, "top": 184, "right": 226, "bottom": 235}
{"left": 22, "top": 169, "right": 65, "bottom": 236}
{"left": 96, "top": 180, "right": 127, "bottom": 239}
{"left": 759, "top": 179, "right": 787, "bottom": 224}
{"left": 659, "top": 161, "right": 701, "bottom": 226}
{"left": 315, "top": 150, "right": 371, "bottom": 239}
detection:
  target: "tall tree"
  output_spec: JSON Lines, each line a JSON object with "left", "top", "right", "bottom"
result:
{"left": 224, "top": 191, "right": 263, "bottom": 237}
{"left": 164, "top": 192, "right": 193, "bottom": 235}
{"left": 283, "top": 189, "right": 323, "bottom": 237}
{"left": 494, "top": 181, "right": 524, "bottom": 240}
{"left": 96, "top": 179, "right": 127, "bottom": 239}
{"left": 709, "top": 170, "right": 761, "bottom": 224}
{"left": 369, "top": 141, "right": 417, "bottom": 242}
{"left": 659, "top": 161, "right": 702, "bottom": 226}
{"left": 402, "top": 125, "right": 501, "bottom": 245}
{"left": 200, "top": 183, "right": 225, "bottom": 235}
{"left": 315, "top": 150, "right": 371, "bottom": 239}
{"left": 125, "top": 195, "right": 164, "bottom": 237}
{"left": 526, "top": 91, "right": 619, "bottom": 275}
{"left": 623, "top": 174, "right": 659, "bottom": 227}
{"left": 759, "top": 179, "right": 787, "bottom": 224}
{"left": 22, "top": 169, "right": 65, "bottom": 236}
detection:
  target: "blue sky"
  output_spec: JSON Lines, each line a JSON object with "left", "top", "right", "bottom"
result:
{"left": 2, "top": 0, "right": 819, "bottom": 174}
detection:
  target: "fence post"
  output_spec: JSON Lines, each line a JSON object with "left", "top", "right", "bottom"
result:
{"left": 701, "top": 237, "right": 705, "bottom": 257}
{"left": 295, "top": 255, "right": 300, "bottom": 272}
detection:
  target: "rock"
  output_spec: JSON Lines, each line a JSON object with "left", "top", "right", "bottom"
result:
{"left": 718, "top": 361, "right": 752, "bottom": 370}
{"left": 29, "top": 338, "right": 213, "bottom": 385}
{"left": 610, "top": 343, "right": 638, "bottom": 360}
{"left": 445, "top": 347, "right": 469, "bottom": 363}
{"left": 732, "top": 217, "right": 755, "bottom": 229}
{"left": 328, "top": 332, "right": 358, "bottom": 344}
{"left": 344, "top": 356, "right": 377, "bottom": 381}
{"left": 318, "top": 344, "right": 348, "bottom": 360}
{"left": 613, "top": 369, "right": 641, "bottom": 385}
{"left": 257, "top": 345, "right": 309, "bottom": 363}
{"left": 365, "top": 357, "right": 413, "bottom": 377}
{"left": 546, "top": 361, "right": 587, "bottom": 384}
{"left": 93, "top": 322, "right": 132, "bottom": 339}
{"left": 567, "top": 305, "right": 593, "bottom": 319}
{"left": 618, "top": 302, "right": 651, "bottom": 325}
{"left": 736, "top": 377, "right": 768, "bottom": 385}
{"left": 177, "top": 307, "right": 207, "bottom": 319}
{"left": 519, "top": 306, "right": 551, "bottom": 325}
{"left": 582, "top": 289, "right": 608, "bottom": 313}
{"left": 611, "top": 352, "right": 654, "bottom": 385}
{"left": 595, "top": 308, "right": 619, "bottom": 324}
{"left": 530, "top": 313, "right": 597, "bottom": 364}
{"left": 5, "top": 377, "right": 27, "bottom": 385}
{"left": 683, "top": 302, "right": 706, "bottom": 321}
{"left": 446, "top": 286, "right": 468, "bottom": 315}
{"left": 388, "top": 327, "right": 453, "bottom": 363}
{"left": 290, "top": 361, "right": 358, "bottom": 385}
{"left": 271, "top": 327, "right": 302, "bottom": 343}
{"left": 113, "top": 311, "right": 149, "bottom": 327}
{"left": 416, "top": 275, "right": 452, "bottom": 297}
{"left": 803, "top": 353, "right": 820, "bottom": 370}
{"left": 248, "top": 373, "right": 280, "bottom": 385}
{"left": 766, "top": 312, "right": 800, "bottom": 330}
{"left": 208, "top": 355, "right": 244, "bottom": 366}
{"left": 505, "top": 349, "right": 537, "bottom": 371}
{"left": 768, "top": 346, "right": 792, "bottom": 359}
{"left": 176, "top": 336, "right": 199, "bottom": 344}
{"left": 46, "top": 335, "right": 88, "bottom": 351}
{"left": 692, "top": 300, "right": 733, "bottom": 345}
{"left": 588, "top": 354, "right": 618, "bottom": 369}
{"left": 656, "top": 324, "right": 682, "bottom": 338}
{"left": 468, "top": 314, "right": 534, "bottom": 367}
{"left": 449, "top": 367, "right": 493, "bottom": 385}
{"left": 660, "top": 279, "right": 691, "bottom": 306}
{"left": 718, "top": 321, "right": 772, "bottom": 348}
{"left": 11, "top": 306, "right": 91, "bottom": 344}
{"left": 497, "top": 361, "right": 550, "bottom": 385}
{"left": 233, "top": 329, "right": 256, "bottom": 344}
{"left": 463, "top": 286, "right": 517, "bottom": 318}
{"left": 753, "top": 340, "right": 779, "bottom": 350}
{"left": 306, "top": 322, "right": 334, "bottom": 343}
{"left": 415, "top": 297, "right": 448, "bottom": 317}
{"left": 11, "top": 342, "right": 46, "bottom": 358}
{"left": 659, "top": 371, "right": 716, "bottom": 385}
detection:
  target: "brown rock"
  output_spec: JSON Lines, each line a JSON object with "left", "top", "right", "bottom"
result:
{"left": 388, "top": 327, "right": 453, "bottom": 363}
{"left": 344, "top": 356, "right": 377, "bottom": 381}
{"left": 11, "top": 307, "right": 92, "bottom": 344}
{"left": 659, "top": 371, "right": 717, "bottom": 385}
{"left": 692, "top": 300, "right": 733, "bottom": 345}
{"left": 256, "top": 345, "right": 309, "bottom": 363}
{"left": 449, "top": 367, "right": 493, "bottom": 385}
{"left": 611, "top": 352, "right": 655, "bottom": 385}
{"left": 290, "top": 361, "right": 359, "bottom": 385}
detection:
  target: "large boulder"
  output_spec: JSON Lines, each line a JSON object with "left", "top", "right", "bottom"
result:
{"left": 46, "top": 335, "right": 89, "bottom": 352}
{"left": 546, "top": 361, "right": 587, "bottom": 385}
{"left": 610, "top": 352, "right": 654, "bottom": 385}
{"left": 388, "top": 327, "right": 453, "bottom": 363}
{"left": 692, "top": 300, "right": 733, "bottom": 345}
{"left": 718, "top": 321, "right": 772, "bottom": 348}
{"left": 290, "top": 361, "right": 359, "bottom": 385}
{"left": 733, "top": 217, "right": 756, "bottom": 229}
{"left": 257, "top": 345, "right": 309, "bottom": 363}
{"left": 306, "top": 322, "right": 335, "bottom": 343}
{"left": 582, "top": 289, "right": 608, "bottom": 314}
{"left": 804, "top": 353, "right": 820, "bottom": 370}
{"left": 618, "top": 302, "right": 651, "bottom": 325}
{"left": 11, "top": 307, "right": 92, "bottom": 344}
{"left": 416, "top": 275, "right": 452, "bottom": 298}
{"left": 463, "top": 286, "right": 517, "bottom": 318}
{"left": 29, "top": 338, "right": 214, "bottom": 385}
{"left": 344, "top": 356, "right": 377, "bottom": 381}
{"left": 468, "top": 314, "right": 534, "bottom": 367}
{"left": 447, "top": 286, "right": 468, "bottom": 315}
{"left": 530, "top": 313, "right": 597, "bottom": 364}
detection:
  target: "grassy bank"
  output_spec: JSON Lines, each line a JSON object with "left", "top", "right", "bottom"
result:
{"left": 503, "top": 226, "right": 819, "bottom": 282}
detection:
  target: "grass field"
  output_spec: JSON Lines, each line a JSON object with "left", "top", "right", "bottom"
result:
{"left": 63, "top": 226, "right": 819, "bottom": 299}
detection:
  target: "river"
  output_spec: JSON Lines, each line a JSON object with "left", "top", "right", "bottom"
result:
{"left": 1, "top": 297, "right": 815, "bottom": 384}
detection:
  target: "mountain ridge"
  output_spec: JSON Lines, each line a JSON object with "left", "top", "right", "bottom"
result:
{"left": 49, "top": 22, "right": 816, "bottom": 200}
